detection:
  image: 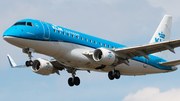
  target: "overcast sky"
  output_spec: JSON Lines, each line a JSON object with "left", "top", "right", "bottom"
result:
{"left": 1, "top": 0, "right": 180, "bottom": 101}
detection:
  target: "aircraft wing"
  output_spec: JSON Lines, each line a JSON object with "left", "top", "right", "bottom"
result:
{"left": 114, "top": 39, "right": 180, "bottom": 60}
{"left": 7, "top": 54, "right": 65, "bottom": 71}
{"left": 50, "top": 60, "right": 65, "bottom": 70}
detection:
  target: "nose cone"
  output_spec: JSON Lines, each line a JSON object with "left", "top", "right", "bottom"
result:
{"left": 3, "top": 27, "right": 13, "bottom": 41}
{"left": 3, "top": 28, "right": 14, "bottom": 43}
{"left": 3, "top": 26, "right": 23, "bottom": 42}
{"left": 3, "top": 26, "right": 23, "bottom": 47}
{"left": 3, "top": 28, "right": 11, "bottom": 37}
{"left": 3, "top": 26, "right": 18, "bottom": 38}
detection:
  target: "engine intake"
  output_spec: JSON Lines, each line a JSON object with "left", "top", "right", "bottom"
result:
{"left": 93, "top": 48, "right": 119, "bottom": 65}
{"left": 32, "top": 58, "right": 55, "bottom": 75}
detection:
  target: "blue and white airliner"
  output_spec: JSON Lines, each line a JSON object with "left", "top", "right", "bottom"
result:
{"left": 3, "top": 15, "right": 180, "bottom": 87}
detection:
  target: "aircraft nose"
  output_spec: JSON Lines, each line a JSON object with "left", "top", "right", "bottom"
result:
{"left": 3, "top": 29, "right": 10, "bottom": 37}
{"left": 3, "top": 27, "right": 15, "bottom": 38}
{"left": 3, "top": 26, "right": 22, "bottom": 40}
{"left": 3, "top": 27, "right": 18, "bottom": 43}
{"left": 3, "top": 31, "right": 13, "bottom": 43}
{"left": 3, "top": 28, "right": 12, "bottom": 40}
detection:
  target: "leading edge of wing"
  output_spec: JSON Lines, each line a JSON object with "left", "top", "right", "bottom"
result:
{"left": 114, "top": 39, "right": 180, "bottom": 59}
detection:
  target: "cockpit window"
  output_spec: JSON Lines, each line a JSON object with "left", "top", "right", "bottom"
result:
{"left": 13, "top": 21, "right": 34, "bottom": 27}
{"left": 27, "top": 22, "right": 33, "bottom": 27}
{"left": 14, "top": 22, "right": 26, "bottom": 26}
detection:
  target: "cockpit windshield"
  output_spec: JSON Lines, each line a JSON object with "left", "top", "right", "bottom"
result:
{"left": 14, "top": 22, "right": 26, "bottom": 26}
{"left": 27, "top": 22, "right": 33, "bottom": 27}
{"left": 13, "top": 21, "right": 33, "bottom": 27}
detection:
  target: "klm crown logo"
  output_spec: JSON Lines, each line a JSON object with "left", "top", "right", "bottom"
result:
{"left": 158, "top": 31, "right": 165, "bottom": 39}
{"left": 155, "top": 31, "right": 165, "bottom": 42}
{"left": 108, "top": 53, "right": 113, "bottom": 57}
{"left": 46, "top": 64, "right": 50, "bottom": 68}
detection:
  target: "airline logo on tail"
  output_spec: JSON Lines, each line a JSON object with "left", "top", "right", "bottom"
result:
{"left": 155, "top": 31, "right": 165, "bottom": 42}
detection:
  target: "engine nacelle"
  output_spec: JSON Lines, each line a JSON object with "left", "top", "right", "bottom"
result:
{"left": 31, "top": 58, "right": 55, "bottom": 75}
{"left": 92, "top": 48, "right": 119, "bottom": 65}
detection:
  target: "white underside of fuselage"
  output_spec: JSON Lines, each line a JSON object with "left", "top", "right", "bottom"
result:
{"left": 4, "top": 36, "right": 173, "bottom": 75}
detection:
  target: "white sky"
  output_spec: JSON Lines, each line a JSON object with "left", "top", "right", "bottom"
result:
{"left": 1, "top": 0, "right": 180, "bottom": 101}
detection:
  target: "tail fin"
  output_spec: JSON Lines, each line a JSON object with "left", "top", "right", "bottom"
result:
{"left": 150, "top": 15, "right": 172, "bottom": 60}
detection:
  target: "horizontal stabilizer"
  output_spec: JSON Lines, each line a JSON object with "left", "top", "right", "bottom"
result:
{"left": 159, "top": 59, "right": 180, "bottom": 66}
{"left": 7, "top": 54, "right": 28, "bottom": 68}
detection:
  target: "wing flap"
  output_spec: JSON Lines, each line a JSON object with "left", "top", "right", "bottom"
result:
{"left": 159, "top": 60, "right": 180, "bottom": 66}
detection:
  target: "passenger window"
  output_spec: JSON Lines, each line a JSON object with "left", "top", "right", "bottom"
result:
{"left": 67, "top": 33, "right": 70, "bottom": 36}
{"left": 27, "top": 22, "right": 33, "bottom": 27}
{"left": 54, "top": 29, "right": 56, "bottom": 33}
{"left": 63, "top": 32, "right": 65, "bottom": 35}
{"left": 76, "top": 36, "right": 79, "bottom": 39}
{"left": 90, "top": 40, "right": 92, "bottom": 43}
{"left": 112, "top": 46, "right": 115, "bottom": 49}
{"left": 81, "top": 37, "right": 83, "bottom": 40}
{"left": 104, "top": 44, "right": 106, "bottom": 47}
{"left": 58, "top": 30, "right": 61, "bottom": 34}
{"left": 99, "top": 42, "right": 102, "bottom": 45}
{"left": 94, "top": 41, "right": 97, "bottom": 44}
{"left": 108, "top": 45, "right": 110, "bottom": 48}
{"left": 85, "top": 38, "right": 88, "bottom": 41}
{"left": 72, "top": 34, "right": 74, "bottom": 38}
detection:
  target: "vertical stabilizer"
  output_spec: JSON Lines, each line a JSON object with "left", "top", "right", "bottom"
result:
{"left": 150, "top": 15, "right": 172, "bottom": 60}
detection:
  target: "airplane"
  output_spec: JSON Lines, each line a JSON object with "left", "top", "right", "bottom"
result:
{"left": 3, "top": 15, "right": 180, "bottom": 87}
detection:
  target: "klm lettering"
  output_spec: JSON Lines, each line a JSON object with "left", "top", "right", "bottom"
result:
{"left": 155, "top": 31, "right": 165, "bottom": 42}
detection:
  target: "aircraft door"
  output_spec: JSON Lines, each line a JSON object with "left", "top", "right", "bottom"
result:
{"left": 41, "top": 21, "right": 50, "bottom": 40}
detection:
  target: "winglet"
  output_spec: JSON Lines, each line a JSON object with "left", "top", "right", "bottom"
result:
{"left": 7, "top": 54, "right": 17, "bottom": 67}
{"left": 7, "top": 54, "right": 27, "bottom": 68}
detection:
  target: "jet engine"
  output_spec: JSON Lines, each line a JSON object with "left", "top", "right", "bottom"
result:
{"left": 31, "top": 58, "right": 56, "bottom": 75}
{"left": 92, "top": 48, "right": 119, "bottom": 65}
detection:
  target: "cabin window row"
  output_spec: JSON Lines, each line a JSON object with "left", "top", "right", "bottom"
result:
{"left": 53, "top": 29, "right": 115, "bottom": 49}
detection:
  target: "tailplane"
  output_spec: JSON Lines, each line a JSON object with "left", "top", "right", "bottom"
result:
{"left": 150, "top": 15, "right": 172, "bottom": 60}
